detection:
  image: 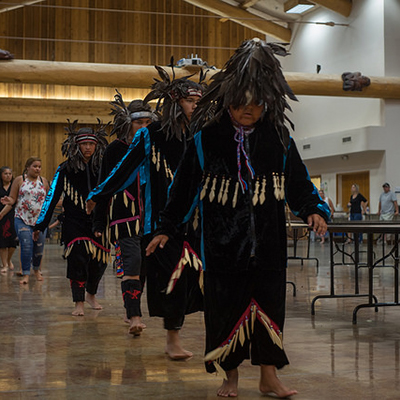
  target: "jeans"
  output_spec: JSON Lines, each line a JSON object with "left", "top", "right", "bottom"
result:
{"left": 14, "top": 218, "right": 46, "bottom": 275}
{"left": 350, "top": 213, "right": 363, "bottom": 242}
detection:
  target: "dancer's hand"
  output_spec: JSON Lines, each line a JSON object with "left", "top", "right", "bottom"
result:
{"left": 146, "top": 235, "right": 169, "bottom": 256}
{"left": 307, "top": 214, "right": 327, "bottom": 236}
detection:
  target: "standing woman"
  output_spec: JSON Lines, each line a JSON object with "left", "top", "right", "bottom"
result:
{"left": 0, "top": 166, "right": 17, "bottom": 273}
{"left": 0, "top": 157, "right": 49, "bottom": 283}
{"left": 347, "top": 183, "right": 367, "bottom": 243}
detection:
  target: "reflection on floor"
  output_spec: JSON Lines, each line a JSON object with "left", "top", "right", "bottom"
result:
{"left": 1, "top": 239, "right": 400, "bottom": 399}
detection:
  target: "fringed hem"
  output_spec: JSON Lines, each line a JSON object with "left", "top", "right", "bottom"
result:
{"left": 64, "top": 236, "right": 111, "bottom": 264}
{"left": 204, "top": 298, "right": 283, "bottom": 375}
{"left": 166, "top": 241, "right": 204, "bottom": 295}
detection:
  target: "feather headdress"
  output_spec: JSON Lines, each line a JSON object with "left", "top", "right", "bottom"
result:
{"left": 62, "top": 119, "right": 110, "bottom": 173}
{"left": 191, "top": 38, "right": 297, "bottom": 151}
{"left": 110, "top": 90, "right": 157, "bottom": 142}
{"left": 143, "top": 58, "right": 206, "bottom": 141}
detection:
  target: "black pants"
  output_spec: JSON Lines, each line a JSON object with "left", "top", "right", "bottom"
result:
{"left": 67, "top": 241, "right": 107, "bottom": 301}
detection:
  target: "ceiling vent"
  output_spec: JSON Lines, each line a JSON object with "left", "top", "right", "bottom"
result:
{"left": 342, "top": 136, "right": 352, "bottom": 143}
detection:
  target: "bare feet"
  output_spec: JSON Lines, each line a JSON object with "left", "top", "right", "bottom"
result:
{"left": 20, "top": 275, "right": 29, "bottom": 285}
{"left": 72, "top": 301, "right": 85, "bottom": 316}
{"left": 33, "top": 270, "right": 44, "bottom": 281}
{"left": 128, "top": 316, "right": 147, "bottom": 336}
{"left": 165, "top": 330, "right": 193, "bottom": 360}
{"left": 1, "top": 266, "right": 7, "bottom": 274}
{"left": 259, "top": 365, "right": 297, "bottom": 398}
{"left": 86, "top": 293, "right": 103, "bottom": 310}
{"left": 8, "top": 261, "right": 14, "bottom": 271}
{"left": 217, "top": 368, "right": 238, "bottom": 397}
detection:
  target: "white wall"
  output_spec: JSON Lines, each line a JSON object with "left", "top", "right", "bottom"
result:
{"left": 268, "top": 0, "right": 400, "bottom": 213}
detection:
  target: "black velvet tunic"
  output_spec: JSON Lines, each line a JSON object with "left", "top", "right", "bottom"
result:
{"left": 157, "top": 111, "right": 330, "bottom": 372}
{"left": 93, "top": 139, "right": 143, "bottom": 243}
{"left": 35, "top": 161, "right": 110, "bottom": 262}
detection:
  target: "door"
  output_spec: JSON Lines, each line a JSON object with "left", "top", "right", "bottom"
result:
{"left": 337, "top": 171, "right": 370, "bottom": 213}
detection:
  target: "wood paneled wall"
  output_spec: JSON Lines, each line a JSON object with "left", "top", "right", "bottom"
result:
{"left": 0, "top": 0, "right": 260, "bottom": 178}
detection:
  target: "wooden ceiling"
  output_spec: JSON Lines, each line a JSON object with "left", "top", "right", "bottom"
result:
{"left": 0, "top": 0, "right": 352, "bottom": 42}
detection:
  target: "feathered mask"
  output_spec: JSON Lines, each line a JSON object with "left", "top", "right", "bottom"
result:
{"left": 143, "top": 58, "right": 206, "bottom": 141}
{"left": 191, "top": 38, "right": 297, "bottom": 151}
{"left": 62, "top": 119, "right": 110, "bottom": 173}
{"left": 110, "top": 90, "right": 157, "bottom": 142}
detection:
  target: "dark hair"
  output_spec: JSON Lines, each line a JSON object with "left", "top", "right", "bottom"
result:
{"left": 0, "top": 166, "right": 13, "bottom": 186}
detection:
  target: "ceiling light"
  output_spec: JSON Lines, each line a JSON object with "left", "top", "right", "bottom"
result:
{"left": 284, "top": 0, "right": 315, "bottom": 14}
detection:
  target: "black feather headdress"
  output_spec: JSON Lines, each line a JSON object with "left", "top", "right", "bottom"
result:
{"left": 62, "top": 119, "right": 110, "bottom": 173}
{"left": 110, "top": 90, "right": 157, "bottom": 142}
{"left": 143, "top": 58, "right": 206, "bottom": 141}
{"left": 191, "top": 38, "right": 297, "bottom": 151}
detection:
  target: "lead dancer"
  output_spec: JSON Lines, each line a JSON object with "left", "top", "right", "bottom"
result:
{"left": 147, "top": 39, "right": 330, "bottom": 397}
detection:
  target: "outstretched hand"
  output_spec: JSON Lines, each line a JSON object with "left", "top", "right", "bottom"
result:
{"left": 86, "top": 199, "right": 96, "bottom": 215}
{"left": 307, "top": 214, "right": 327, "bottom": 236}
{"left": 145, "top": 235, "right": 169, "bottom": 256}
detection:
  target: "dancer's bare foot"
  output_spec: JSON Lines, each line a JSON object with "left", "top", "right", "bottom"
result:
{"left": 128, "top": 316, "right": 147, "bottom": 336}
{"left": 217, "top": 368, "right": 238, "bottom": 397}
{"left": 165, "top": 330, "right": 193, "bottom": 360}
{"left": 1, "top": 266, "right": 7, "bottom": 274}
{"left": 259, "top": 365, "right": 297, "bottom": 398}
{"left": 33, "top": 270, "right": 44, "bottom": 281}
{"left": 20, "top": 275, "right": 29, "bottom": 285}
{"left": 8, "top": 261, "right": 14, "bottom": 271}
{"left": 86, "top": 293, "right": 103, "bottom": 310}
{"left": 72, "top": 301, "right": 85, "bottom": 316}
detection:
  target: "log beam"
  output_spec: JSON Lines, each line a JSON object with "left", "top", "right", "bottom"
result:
{"left": 182, "top": 0, "right": 291, "bottom": 42}
{"left": 1, "top": 60, "right": 400, "bottom": 100}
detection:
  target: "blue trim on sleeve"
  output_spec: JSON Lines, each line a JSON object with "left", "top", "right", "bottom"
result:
{"left": 36, "top": 167, "right": 61, "bottom": 225}
{"left": 141, "top": 129, "right": 152, "bottom": 235}
{"left": 87, "top": 127, "right": 148, "bottom": 201}
{"left": 194, "top": 130, "right": 204, "bottom": 170}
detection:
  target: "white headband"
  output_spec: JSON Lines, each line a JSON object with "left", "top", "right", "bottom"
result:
{"left": 130, "top": 111, "right": 154, "bottom": 121}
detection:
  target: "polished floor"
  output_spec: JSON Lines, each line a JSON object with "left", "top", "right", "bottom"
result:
{"left": 1, "top": 238, "right": 400, "bottom": 400}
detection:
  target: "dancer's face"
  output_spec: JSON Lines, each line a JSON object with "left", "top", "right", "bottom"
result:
{"left": 229, "top": 102, "right": 264, "bottom": 126}
{"left": 131, "top": 117, "right": 152, "bottom": 136}
{"left": 79, "top": 141, "right": 96, "bottom": 162}
{"left": 179, "top": 96, "right": 201, "bottom": 121}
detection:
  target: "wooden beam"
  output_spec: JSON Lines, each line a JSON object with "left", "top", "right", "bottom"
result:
{"left": 286, "top": 72, "right": 400, "bottom": 99}
{"left": 0, "top": 98, "right": 111, "bottom": 123}
{"left": 1, "top": 61, "right": 400, "bottom": 104}
{"left": 182, "top": 0, "right": 292, "bottom": 42}
{"left": 0, "top": 59, "right": 211, "bottom": 88}
{"left": 240, "top": 0, "right": 260, "bottom": 9}
{"left": 0, "top": 0, "right": 45, "bottom": 14}
{"left": 312, "top": 0, "right": 352, "bottom": 17}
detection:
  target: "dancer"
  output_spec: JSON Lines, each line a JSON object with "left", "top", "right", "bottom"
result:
{"left": 34, "top": 120, "right": 110, "bottom": 316}
{"left": 147, "top": 39, "right": 330, "bottom": 397}
{"left": 87, "top": 66, "right": 204, "bottom": 358}
{"left": 93, "top": 94, "right": 156, "bottom": 335}
{"left": 1, "top": 157, "right": 49, "bottom": 284}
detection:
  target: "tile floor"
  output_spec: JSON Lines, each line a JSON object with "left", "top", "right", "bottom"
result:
{"left": 1, "top": 238, "right": 400, "bottom": 399}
